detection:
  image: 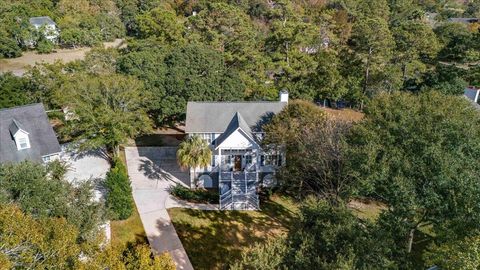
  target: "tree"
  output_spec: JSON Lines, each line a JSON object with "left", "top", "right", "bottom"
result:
{"left": 0, "top": 204, "right": 86, "bottom": 269}
{"left": 0, "top": 161, "right": 105, "bottom": 240}
{"left": 118, "top": 43, "right": 245, "bottom": 124}
{"left": 392, "top": 20, "right": 439, "bottom": 87}
{"left": 346, "top": 92, "right": 480, "bottom": 256}
{"left": 137, "top": 7, "right": 184, "bottom": 44}
{"left": 424, "top": 234, "right": 480, "bottom": 270}
{"left": 0, "top": 73, "right": 30, "bottom": 109}
{"left": 231, "top": 237, "right": 288, "bottom": 270}
{"left": 58, "top": 73, "right": 152, "bottom": 157}
{"left": 435, "top": 22, "right": 476, "bottom": 62}
{"left": 350, "top": 16, "right": 396, "bottom": 96}
{"left": 186, "top": 2, "right": 257, "bottom": 67}
{"left": 177, "top": 135, "right": 212, "bottom": 188}
{"left": 0, "top": 204, "right": 175, "bottom": 270}
{"left": 231, "top": 197, "right": 393, "bottom": 270}
{"left": 284, "top": 197, "right": 393, "bottom": 269}
{"left": 264, "top": 101, "right": 357, "bottom": 202}
{"left": 313, "top": 50, "right": 349, "bottom": 102}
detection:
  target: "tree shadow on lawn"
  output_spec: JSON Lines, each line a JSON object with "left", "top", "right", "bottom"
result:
{"left": 169, "top": 198, "right": 298, "bottom": 270}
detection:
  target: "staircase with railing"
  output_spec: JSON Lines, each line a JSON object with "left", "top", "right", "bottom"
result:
{"left": 219, "top": 171, "right": 259, "bottom": 210}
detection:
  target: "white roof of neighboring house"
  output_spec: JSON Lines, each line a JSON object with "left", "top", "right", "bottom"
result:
{"left": 29, "top": 16, "right": 56, "bottom": 26}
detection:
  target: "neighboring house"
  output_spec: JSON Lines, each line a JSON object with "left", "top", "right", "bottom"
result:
{"left": 185, "top": 91, "right": 289, "bottom": 210}
{"left": 464, "top": 87, "right": 480, "bottom": 103}
{"left": 448, "top": 17, "right": 480, "bottom": 24}
{"left": 28, "top": 16, "right": 59, "bottom": 44}
{"left": 0, "top": 103, "right": 61, "bottom": 164}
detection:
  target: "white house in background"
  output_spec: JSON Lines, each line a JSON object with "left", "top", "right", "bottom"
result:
{"left": 185, "top": 91, "right": 289, "bottom": 210}
{"left": 0, "top": 103, "right": 61, "bottom": 164}
{"left": 29, "top": 16, "right": 59, "bottom": 44}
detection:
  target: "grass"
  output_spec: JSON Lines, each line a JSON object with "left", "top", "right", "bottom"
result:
{"left": 110, "top": 204, "right": 147, "bottom": 248}
{"left": 167, "top": 195, "right": 299, "bottom": 270}
{"left": 347, "top": 198, "right": 386, "bottom": 221}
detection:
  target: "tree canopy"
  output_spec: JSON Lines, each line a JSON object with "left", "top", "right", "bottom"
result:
{"left": 346, "top": 91, "right": 480, "bottom": 257}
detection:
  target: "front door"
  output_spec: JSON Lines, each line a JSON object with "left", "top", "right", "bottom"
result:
{"left": 234, "top": 155, "right": 242, "bottom": 171}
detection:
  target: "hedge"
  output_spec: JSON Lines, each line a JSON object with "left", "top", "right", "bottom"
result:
{"left": 105, "top": 158, "right": 134, "bottom": 220}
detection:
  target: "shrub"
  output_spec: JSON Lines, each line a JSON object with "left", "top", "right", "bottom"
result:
{"left": 105, "top": 158, "right": 134, "bottom": 220}
{"left": 36, "top": 39, "right": 54, "bottom": 54}
{"left": 170, "top": 184, "right": 218, "bottom": 204}
{"left": 0, "top": 32, "right": 22, "bottom": 58}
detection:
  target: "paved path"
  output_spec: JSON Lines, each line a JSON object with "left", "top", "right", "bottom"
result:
{"left": 125, "top": 147, "right": 218, "bottom": 270}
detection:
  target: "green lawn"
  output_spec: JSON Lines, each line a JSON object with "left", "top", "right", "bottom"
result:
{"left": 167, "top": 195, "right": 299, "bottom": 270}
{"left": 110, "top": 204, "right": 147, "bottom": 248}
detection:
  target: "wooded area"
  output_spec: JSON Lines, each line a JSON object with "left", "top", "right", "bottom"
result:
{"left": 1, "top": 0, "right": 480, "bottom": 269}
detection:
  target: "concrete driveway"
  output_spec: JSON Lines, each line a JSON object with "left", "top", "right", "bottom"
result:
{"left": 125, "top": 147, "right": 193, "bottom": 270}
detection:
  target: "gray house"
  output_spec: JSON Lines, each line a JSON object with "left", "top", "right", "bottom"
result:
{"left": 185, "top": 91, "right": 289, "bottom": 210}
{"left": 0, "top": 103, "right": 61, "bottom": 164}
{"left": 29, "top": 16, "right": 59, "bottom": 44}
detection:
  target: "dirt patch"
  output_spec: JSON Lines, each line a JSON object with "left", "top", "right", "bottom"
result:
{"left": 0, "top": 39, "right": 124, "bottom": 76}
{"left": 321, "top": 107, "right": 364, "bottom": 122}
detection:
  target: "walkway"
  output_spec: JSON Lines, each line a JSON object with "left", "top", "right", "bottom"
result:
{"left": 125, "top": 147, "right": 217, "bottom": 270}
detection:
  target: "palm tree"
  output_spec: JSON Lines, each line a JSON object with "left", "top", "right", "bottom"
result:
{"left": 177, "top": 135, "right": 212, "bottom": 188}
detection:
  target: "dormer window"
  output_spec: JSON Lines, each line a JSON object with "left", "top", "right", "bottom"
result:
{"left": 9, "top": 119, "right": 31, "bottom": 151}
{"left": 18, "top": 137, "right": 29, "bottom": 149}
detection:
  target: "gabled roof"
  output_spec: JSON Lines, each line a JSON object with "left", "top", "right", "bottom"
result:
{"left": 185, "top": 101, "right": 287, "bottom": 133}
{"left": 29, "top": 16, "right": 56, "bottom": 26}
{"left": 214, "top": 112, "right": 258, "bottom": 149}
{"left": 0, "top": 103, "right": 61, "bottom": 163}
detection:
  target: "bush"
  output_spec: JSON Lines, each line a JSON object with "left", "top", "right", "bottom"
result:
{"left": 105, "top": 158, "right": 134, "bottom": 220}
{"left": 0, "top": 32, "right": 22, "bottom": 58}
{"left": 36, "top": 39, "right": 54, "bottom": 54}
{"left": 170, "top": 184, "right": 218, "bottom": 204}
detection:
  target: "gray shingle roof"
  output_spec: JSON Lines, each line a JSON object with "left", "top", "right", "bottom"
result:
{"left": 0, "top": 103, "right": 61, "bottom": 163}
{"left": 214, "top": 112, "right": 255, "bottom": 147}
{"left": 185, "top": 101, "right": 287, "bottom": 133}
{"left": 29, "top": 16, "right": 56, "bottom": 26}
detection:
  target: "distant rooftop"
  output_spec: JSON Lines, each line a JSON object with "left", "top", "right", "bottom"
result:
{"left": 29, "top": 16, "right": 56, "bottom": 26}
{"left": 448, "top": 18, "right": 480, "bottom": 24}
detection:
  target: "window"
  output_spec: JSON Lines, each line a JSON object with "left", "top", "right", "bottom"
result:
{"left": 211, "top": 155, "right": 216, "bottom": 167}
{"left": 202, "top": 133, "right": 215, "bottom": 144}
{"left": 227, "top": 155, "right": 232, "bottom": 165}
{"left": 18, "top": 138, "right": 28, "bottom": 149}
{"left": 245, "top": 155, "right": 252, "bottom": 165}
{"left": 260, "top": 155, "right": 265, "bottom": 166}
{"left": 42, "top": 155, "right": 51, "bottom": 163}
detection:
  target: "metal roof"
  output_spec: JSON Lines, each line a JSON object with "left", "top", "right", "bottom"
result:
{"left": 185, "top": 101, "right": 287, "bottom": 133}
{"left": 0, "top": 103, "right": 61, "bottom": 163}
{"left": 29, "top": 16, "right": 56, "bottom": 26}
